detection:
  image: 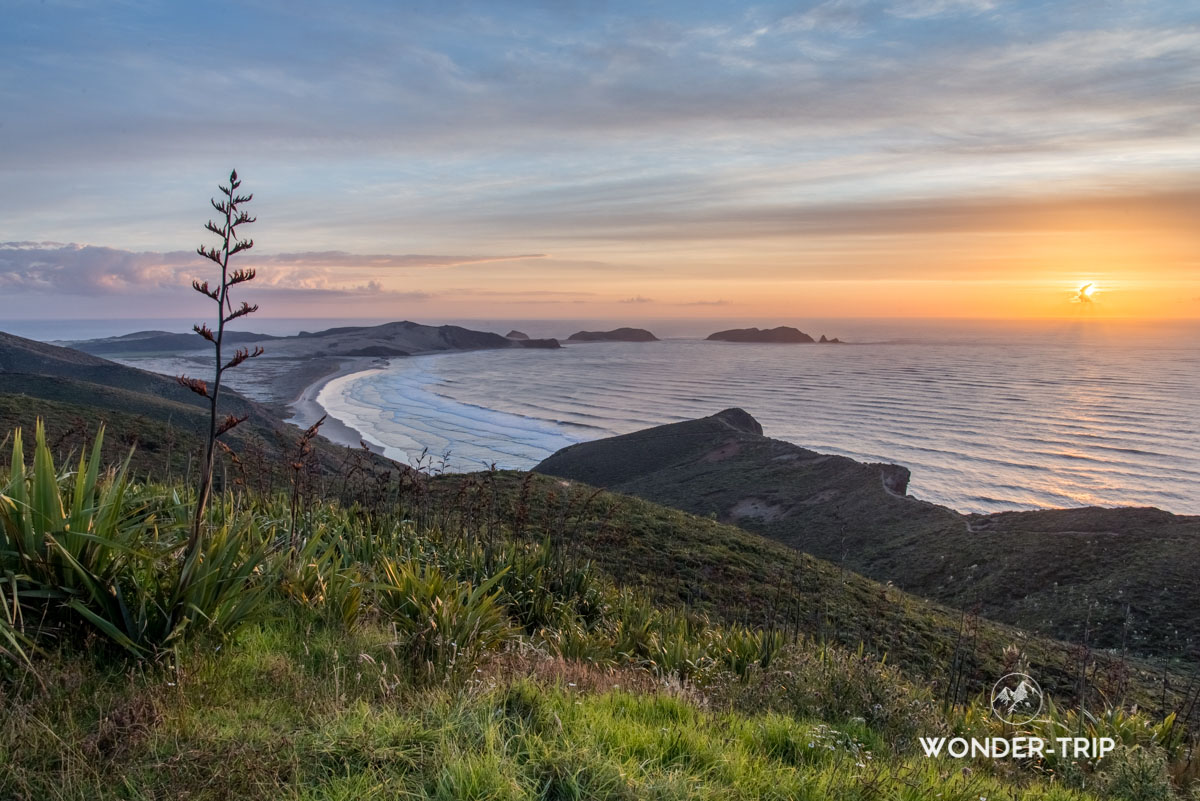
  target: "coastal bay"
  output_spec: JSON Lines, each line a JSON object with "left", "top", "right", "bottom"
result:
{"left": 286, "top": 357, "right": 386, "bottom": 451}
{"left": 302, "top": 323, "right": 1200, "bottom": 515}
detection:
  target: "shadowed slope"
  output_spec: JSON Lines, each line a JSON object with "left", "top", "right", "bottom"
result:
{"left": 436, "top": 470, "right": 1195, "bottom": 711}
{"left": 535, "top": 409, "right": 1200, "bottom": 660}
{"left": 0, "top": 330, "right": 366, "bottom": 478}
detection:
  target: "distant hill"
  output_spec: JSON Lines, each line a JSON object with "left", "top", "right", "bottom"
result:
{"left": 60, "top": 321, "right": 560, "bottom": 407}
{"left": 0, "top": 330, "right": 370, "bottom": 480}
{"left": 65, "top": 320, "right": 559, "bottom": 358}
{"left": 566, "top": 327, "right": 658, "bottom": 342}
{"left": 535, "top": 409, "right": 1200, "bottom": 660}
{"left": 57, "top": 329, "right": 281, "bottom": 354}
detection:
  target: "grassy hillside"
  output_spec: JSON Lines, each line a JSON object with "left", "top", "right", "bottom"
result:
{"left": 6, "top": 618, "right": 1159, "bottom": 801}
{"left": 0, "top": 330, "right": 260, "bottom": 415}
{"left": 535, "top": 409, "right": 1200, "bottom": 662}
{"left": 0, "top": 382, "right": 371, "bottom": 490}
{"left": 3, "top": 341, "right": 1198, "bottom": 798}
{"left": 430, "top": 471, "right": 1196, "bottom": 714}
{"left": 1, "top": 389, "right": 1193, "bottom": 710}
{"left": 0, "top": 329, "right": 391, "bottom": 483}
{"left": 4, "top": 422, "right": 1195, "bottom": 800}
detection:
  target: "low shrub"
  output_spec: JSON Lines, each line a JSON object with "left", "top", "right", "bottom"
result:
{"left": 715, "top": 641, "right": 944, "bottom": 749}
{"left": 375, "top": 559, "right": 516, "bottom": 682}
{"left": 1096, "top": 745, "right": 1175, "bottom": 801}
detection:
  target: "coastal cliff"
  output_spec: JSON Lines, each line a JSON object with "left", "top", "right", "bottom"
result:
{"left": 535, "top": 408, "right": 1200, "bottom": 658}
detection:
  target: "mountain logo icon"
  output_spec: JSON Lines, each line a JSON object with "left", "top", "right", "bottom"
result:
{"left": 990, "top": 672, "right": 1044, "bottom": 725}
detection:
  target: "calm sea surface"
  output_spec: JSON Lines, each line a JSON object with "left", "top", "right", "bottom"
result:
{"left": 9, "top": 317, "right": 1196, "bottom": 515}
{"left": 318, "top": 320, "right": 1200, "bottom": 515}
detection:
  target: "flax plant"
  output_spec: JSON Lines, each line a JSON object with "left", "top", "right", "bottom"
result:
{"left": 178, "top": 169, "right": 263, "bottom": 551}
{"left": 0, "top": 421, "right": 272, "bottom": 654}
{"left": 375, "top": 560, "right": 516, "bottom": 682}
{"left": 0, "top": 576, "right": 30, "bottom": 667}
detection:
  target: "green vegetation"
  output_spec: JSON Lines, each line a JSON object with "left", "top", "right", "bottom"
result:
{"left": 460, "top": 473, "right": 1196, "bottom": 716}
{"left": 0, "top": 424, "right": 272, "bottom": 655}
{"left": 0, "top": 382, "right": 368, "bottom": 490}
{"left": 533, "top": 410, "right": 1200, "bottom": 660}
{"left": 0, "top": 330, "right": 362, "bottom": 485}
{"left": 3, "top": 419, "right": 1198, "bottom": 798}
{"left": 7, "top": 637, "right": 1157, "bottom": 801}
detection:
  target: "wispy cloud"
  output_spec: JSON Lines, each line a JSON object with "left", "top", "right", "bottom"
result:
{"left": 247, "top": 285, "right": 435, "bottom": 302}
{"left": 3, "top": 6, "right": 1196, "bottom": 171}
{"left": 888, "top": 0, "right": 997, "bottom": 20}
{"left": 0, "top": 2, "right": 1197, "bottom": 319}
{"left": 443, "top": 186, "right": 1200, "bottom": 244}
{"left": 0, "top": 243, "right": 196, "bottom": 294}
{"left": 448, "top": 288, "right": 598, "bottom": 298}
{"left": 257, "top": 252, "right": 546, "bottom": 269}
{"left": 0, "top": 243, "right": 540, "bottom": 295}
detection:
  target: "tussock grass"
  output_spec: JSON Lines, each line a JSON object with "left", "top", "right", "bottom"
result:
{"left": 0, "top": 621, "right": 1131, "bottom": 801}
{"left": 2, "top": 420, "right": 1195, "bottom": 799}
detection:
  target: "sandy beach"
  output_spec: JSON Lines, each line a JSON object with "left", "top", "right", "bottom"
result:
{"left": 81, "top": 321, "right": 553, "bottom": 460}
{"left": 285, "top": 357, "right": 386, "bottom": 453}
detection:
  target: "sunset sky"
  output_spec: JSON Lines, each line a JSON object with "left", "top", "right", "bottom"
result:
{"left": 2, "top": 1, "right": 1197, "bottom": 322}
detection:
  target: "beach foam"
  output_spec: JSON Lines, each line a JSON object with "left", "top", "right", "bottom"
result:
{"left": 313, "top": 328, "right": 1200, "bottom": 515}
{"left": 318, "top": 356, "right": 580, "bottom": 471}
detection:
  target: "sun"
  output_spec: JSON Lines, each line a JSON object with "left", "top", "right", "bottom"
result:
{"left": 1073, "top": 282, "right": 1098, "bottom": 304}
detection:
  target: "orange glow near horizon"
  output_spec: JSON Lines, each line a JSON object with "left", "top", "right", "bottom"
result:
{"left": 4, "top": 187, "right": 1197, "bottom": 322}
{"left": 4, "top": 3, "right": 1199, "bottom": 327}
{"left": 351, "top": 221, "right": 1198, "bottom": 321}
{"left": 286, "top": 276, "right": 1195, "bottom": 321}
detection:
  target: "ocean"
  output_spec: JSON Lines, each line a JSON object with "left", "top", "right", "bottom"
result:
{"left": 9, "top": 316, "right": 1196, "bottom": 516}
{"left": 317, "top": 319, "right": 1200, "bottom": 516}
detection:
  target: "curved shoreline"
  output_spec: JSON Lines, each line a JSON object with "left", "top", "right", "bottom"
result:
{"left": 286, "top": 357, "right": 387, "bottom": 453}
{"left": 280, "top": 341, "right": 1198, "bottom": 515}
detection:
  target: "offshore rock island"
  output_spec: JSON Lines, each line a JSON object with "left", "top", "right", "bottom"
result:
{"left": 706, "top": 326, "right": 841, "bottom": 343}
{"left": 3, "top": 324, "right": 1198, "bottom": 800}
{"left": 565, "top": 327, "right": 659, "bottom": 342}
